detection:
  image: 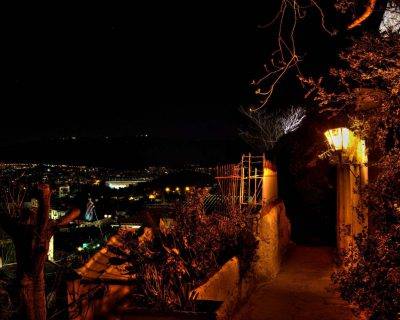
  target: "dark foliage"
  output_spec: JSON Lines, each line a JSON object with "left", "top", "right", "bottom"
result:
{"left": 305, "top": 31, "right": 400, "bottom": 319}
{"left": 109, "top": 189, "right": 258, "bottom": 311}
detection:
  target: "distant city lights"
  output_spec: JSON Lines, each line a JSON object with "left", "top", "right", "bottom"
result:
{"left": 111, "top": 224, "right": 141, "bottom": 229}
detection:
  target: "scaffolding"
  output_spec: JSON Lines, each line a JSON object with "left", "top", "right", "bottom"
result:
{"left": 215, "top": 154, "right": 266, "bottom": 233}
{"left": 239, "top": 154, "right": 265, "bottom": 207}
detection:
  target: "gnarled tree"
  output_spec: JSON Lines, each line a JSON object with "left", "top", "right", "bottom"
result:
{"left": 0, "top": 183, "right": 80, "bottom": 320}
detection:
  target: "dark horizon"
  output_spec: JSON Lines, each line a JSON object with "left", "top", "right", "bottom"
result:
{"left": 2, "top": 2, "right": 339, "bottom": 165}
{"left": 0, "top": 135, "right": 249, "bottom": 168}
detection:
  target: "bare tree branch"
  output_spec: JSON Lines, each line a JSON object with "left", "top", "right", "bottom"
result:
{"left": 37, "top": 183, "right": 51, "bottom": 237}
{"left": 240, "top": 106, "right": 306, "bottom": 153}
{"left": 280, "top": 106, "right": 306, "bottom": 134}
{"left": 348, "top": 0, "right": 377, "bottom": 29}
{"left": 252, "top": 0, "right": 335, "bottom": 111}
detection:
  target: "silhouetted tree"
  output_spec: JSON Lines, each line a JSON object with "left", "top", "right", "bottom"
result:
{"left": 239, "top": 106, "right": 305, "bottom": 157}
{"left": 0, "top": 183, "right": 80, "bottom": 320}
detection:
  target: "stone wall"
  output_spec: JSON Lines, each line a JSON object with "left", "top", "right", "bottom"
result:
{"left": 194, "top": 257, "right": 255, "bottom": 320}
{"left": 194, "top": 201, "right": 291, "bottom": 319}
{"left": 253, "top": 201, "right": 291, "bottom": 281}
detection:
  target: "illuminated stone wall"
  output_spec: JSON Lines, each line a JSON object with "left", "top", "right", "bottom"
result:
{"left": 253, "top": 163, "right": 291, "bottom": 280}
{"left": 194, "top": 163, "right": 292, "bottom": 319}
{"left": 194, "top": 257, "right": 255, "bottom": 320}
{"left": 254, "top": 202, "right": 291, "bottom": 281}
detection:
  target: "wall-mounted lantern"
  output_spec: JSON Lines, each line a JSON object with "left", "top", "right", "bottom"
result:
{"left": 324, "top": 127, "right": 367, "bottom": 164}
{"left": 324, "top": 127, "right": 368, "bottom": 256}
{"left": 324, "top": 127, "right": 352, "bottom": 152}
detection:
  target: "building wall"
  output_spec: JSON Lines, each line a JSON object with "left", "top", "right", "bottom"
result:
{"left": 337, "top": 163, "right": 368, "bottom": 255}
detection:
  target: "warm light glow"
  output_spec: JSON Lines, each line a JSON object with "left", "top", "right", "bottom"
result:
{"left": 148, "top": 194, "right": 156, "bottom": 199}
{"left": 185, "top": 186, "right": 190, "bottom": 191}
{"left": 324, "top": 127, "right": 352, "bottom": 151}
{"left": 357, "top": 139, "right": 368, "bottom": 164}
{"left": 111, "top": 224, "right": 141, "bottom": 229}
{"left": 175, "top": 187, "right": 180, "bottom": 191}
{"left": 325, "top": 128, "right": 368, "bottom": 164}
{"left": 165, "top": 187, "right": 170, "bottom": 192}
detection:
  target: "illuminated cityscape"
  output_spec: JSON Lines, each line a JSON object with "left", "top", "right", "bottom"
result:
{"left": 1, "top": 2, "right": 399, "bottom": 320}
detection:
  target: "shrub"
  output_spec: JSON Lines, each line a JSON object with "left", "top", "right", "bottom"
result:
{"left": 109, "top": 188, "right": 258, "bottom": 311}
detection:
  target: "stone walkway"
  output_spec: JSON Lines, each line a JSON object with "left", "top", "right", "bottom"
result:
{"left": 234, "top": 246, "right": 356, "bottom": 320}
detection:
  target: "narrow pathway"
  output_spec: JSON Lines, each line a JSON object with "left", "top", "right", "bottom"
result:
{"left": 234, "top": 246, "right": 356, "bottom": 320}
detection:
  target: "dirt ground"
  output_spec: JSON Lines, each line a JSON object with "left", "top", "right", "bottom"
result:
{"left": 234, "top": 246, "right": 357, "bottom": 320}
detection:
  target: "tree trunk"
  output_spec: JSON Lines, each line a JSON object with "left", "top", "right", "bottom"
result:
{"left": 34, "top": 269, "right": 47, "bottom": 320}
{"left": 19, "top": 273, "right": 35, "bottom": 320}
{"left": 18, "top": 269, "right": 47, "bottom": 320}
{"left": 15, "top": 233, "right": 48, "bottom": 320}
{"left": 0, "top": 184, "right": 78, "bottom": 320}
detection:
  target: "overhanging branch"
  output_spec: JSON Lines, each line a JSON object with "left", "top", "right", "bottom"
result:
{"left": 348, "top": 0, "right": 377, "bottom": 29}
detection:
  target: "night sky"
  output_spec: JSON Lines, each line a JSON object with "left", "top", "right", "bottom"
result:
{"left": 2, "top": 2, "right": 336, "bottom": 165}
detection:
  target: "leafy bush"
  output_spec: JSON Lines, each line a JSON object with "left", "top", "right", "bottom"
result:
{"left": 333, "top": 152, "right": 400, "bottom": 320}
{"left": 109, "top": 188, "right": 258, "bottom": 311}
{"left": 306, "top": 32, "right": 400, "bottom": 319}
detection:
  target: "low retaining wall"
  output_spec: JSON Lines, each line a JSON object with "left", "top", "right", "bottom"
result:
{"left": 194, "top": 201, "right": 291, "bottom": 319}
{"left": 194, "top": 257, "right": 255, "bottom": 320}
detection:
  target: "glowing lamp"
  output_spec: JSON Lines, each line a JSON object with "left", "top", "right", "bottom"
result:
{"left": 175, "top": 187, "right": 180, "bottom": 192}
{"left": 324, "top": 128, "right": 352, "bottom": 151}
{"left": 165, "top": 187, "right": 170, "bottom": 192}
{"left": 148, "top": 194, "right": 156, "bottom": 200}
{"left": 185, "top": 186, "right": 190, "bottom": 192}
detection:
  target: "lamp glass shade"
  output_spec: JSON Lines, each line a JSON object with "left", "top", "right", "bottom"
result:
{"left": 324, "top": 128, "right": 351, "bottom": 151}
